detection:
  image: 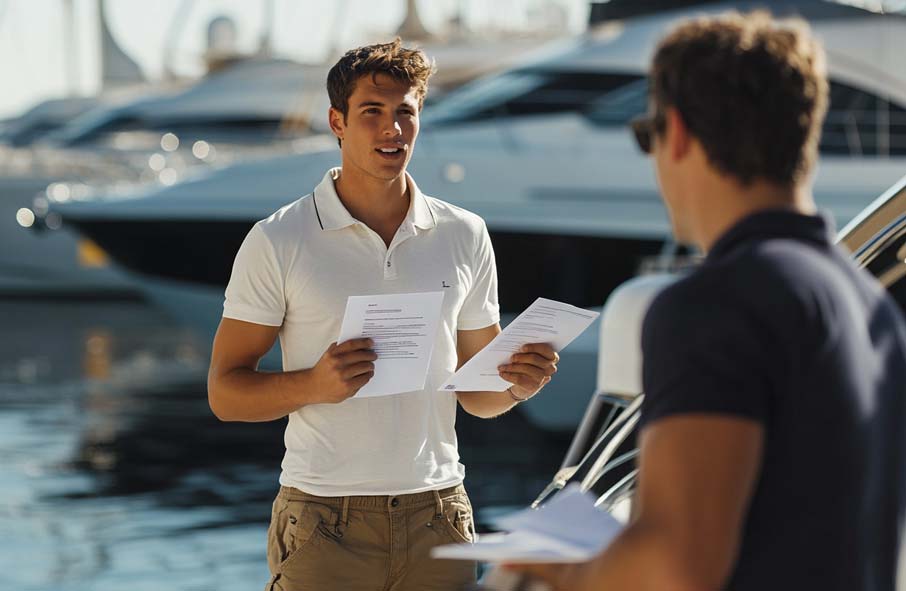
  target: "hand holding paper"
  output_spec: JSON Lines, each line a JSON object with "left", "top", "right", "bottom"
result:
{"left": 337, "top": 291, "right": 444, "bottom": 398}
{"left": 440, "top": 298, "right": 600, "bottom": 392}
{"left": 431, "top": 484, "right": 623, "bottom": 564}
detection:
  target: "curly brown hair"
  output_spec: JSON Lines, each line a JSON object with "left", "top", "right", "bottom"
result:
{"left": 650, "top": 11, "right": 828, "bottom": 186}
{"left": 327, "top": 37, "right": 435, "bottom": 120}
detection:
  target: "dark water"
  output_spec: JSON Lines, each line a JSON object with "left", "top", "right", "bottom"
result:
{"left": 0, "top": 298, "right": 570, "bottom": 590}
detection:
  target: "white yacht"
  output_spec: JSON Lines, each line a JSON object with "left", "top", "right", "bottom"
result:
{"left": 46, "top": 0, "right": 906, "bottom": 428}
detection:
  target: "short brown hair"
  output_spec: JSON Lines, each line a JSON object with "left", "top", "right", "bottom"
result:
{"left": 650, "top": 11, "right": 828, "bottom": 186}
{"left": 327, "top": 37, "right": 435, "bottom": 119}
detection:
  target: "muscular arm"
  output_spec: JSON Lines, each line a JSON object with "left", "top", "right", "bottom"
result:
{"left": 454, "top": 324, "right": 558, "bottom": 419}
{"left": 513, "top": 414, "right": 764, "bottom": 590}
{"left": 454, "top": 324, "right": 516, "bottom": 418}
{"left": 207, "top": 318, "right": 375, "bottom": 422}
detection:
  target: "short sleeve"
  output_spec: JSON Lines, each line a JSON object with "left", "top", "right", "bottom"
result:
{"left": 639, "top": 284, "right": 774, "bottom": 428}
{"left": 222, "top": 223, "right": 285, "bottom": 326}
{"left": 457, "top": 220, "right": 500, "bottom": 330}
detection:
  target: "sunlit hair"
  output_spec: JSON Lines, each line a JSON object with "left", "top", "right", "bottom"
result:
{"left": 651, "top": 11, "right": 829, "bottom": 186}
{"left": 327, "top": 37, "right": 434, "bottom": 121}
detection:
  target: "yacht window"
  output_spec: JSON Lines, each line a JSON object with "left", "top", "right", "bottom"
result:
{"left": 820, "top": 82, "right": 906, "bottom": 157}
{"left": 423, "top": 70, "right": 642, "bottom": 126}
{"left": 582, "top": 78, "right": 906, "bottom": 159}
{"left": 584, "top": 78, "right": 649, "bottom": 126}
{"left": 64, "top": 118, "right": 287, "bottom": 151}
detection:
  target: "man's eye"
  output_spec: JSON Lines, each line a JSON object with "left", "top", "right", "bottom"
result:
{"left": 364, "top": 108, "right": 380, "bottom": 114}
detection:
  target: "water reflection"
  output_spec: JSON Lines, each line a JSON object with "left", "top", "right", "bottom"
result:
{"left": 0, "top": 299, "right": 569, "bottom": 589}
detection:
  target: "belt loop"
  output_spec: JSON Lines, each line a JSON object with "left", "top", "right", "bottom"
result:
{"left": 433, "top": 490, "right": 444, "bottom": 519}
{"left": 340, "top": 496, "right": 350, "bottom": 527}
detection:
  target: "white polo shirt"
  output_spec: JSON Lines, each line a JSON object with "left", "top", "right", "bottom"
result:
{"left": 223, "top": 168, "right": 500, "bottom": 496}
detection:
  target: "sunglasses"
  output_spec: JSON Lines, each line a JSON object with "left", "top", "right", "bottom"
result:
{"left": 630, "top": 113, "right": 665, "bottom": 154}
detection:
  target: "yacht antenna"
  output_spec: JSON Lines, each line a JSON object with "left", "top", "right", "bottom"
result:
{"left": 98, "top": 0, "right": 145, "bottom": 89}
{"left": 396, "top": 0, "right": 433, "bottom": 42}
{"left": 161, "top": 0, "right": 194, "bottom": 81}
{"left": 258, "top": 0, "right": 275, "bottom": 56}
{"left": 62, "top": 0, "right": 79, "bottom": 96}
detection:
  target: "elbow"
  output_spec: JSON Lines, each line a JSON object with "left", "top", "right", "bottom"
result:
{"left": 207, "top": 373, "right": 236, "bottom": 422}
{"left": 207, "top": 391, "right": 231, "bottom": 422}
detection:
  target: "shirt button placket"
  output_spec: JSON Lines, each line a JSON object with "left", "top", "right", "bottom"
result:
{"left": 384, "top": 252, "right": 398, "bottom": 280}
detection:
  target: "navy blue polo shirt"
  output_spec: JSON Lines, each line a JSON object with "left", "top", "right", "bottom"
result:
{"left": 640, "top": 210, "right": 906, "bottom": 591}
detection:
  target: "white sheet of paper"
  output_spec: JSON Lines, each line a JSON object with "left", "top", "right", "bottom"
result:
{"left": 431, "top": 484, "right": 624, "bottom": 563}
{"left": 439, "top": 298, "right": 600, "bottom": 392}
{"left": 337, "top": 291, "right": 444, "bottom": 398}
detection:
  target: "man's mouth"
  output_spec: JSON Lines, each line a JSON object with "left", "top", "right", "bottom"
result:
{"left": 375, "top": 146, "right": 405, "bottom": 159}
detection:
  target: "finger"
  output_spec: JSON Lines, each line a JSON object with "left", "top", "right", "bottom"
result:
{"left": 499, "top": 362, "right": 548, "bottom": 380}
{"left": 348, "top": 371, "right": 374, "bottom": 392}
{"left": 498, "top": 371, "right": 518, "bottom": 385}
{"left": 509, "top": 353, "right": 558, "bottom": 374}
{"left": 520, "top": 343, "right": 558, "bottom": 361}
{"left": 500, "top": 372, "right": 542, "bottom": 392}
{"left": 342, "top": 361, "right": 375, "bottom": 379}
{"left": 498, "top": 372, "right": 541, "bottom": 392}
{"left": 335, "top": 338, "right": 375, "bottom": 353}
{"left": 336, "top": 350, "right": 379, "bottom": 366}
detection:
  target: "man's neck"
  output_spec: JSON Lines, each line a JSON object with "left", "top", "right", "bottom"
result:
{"left": 333, "top": 164, "right": 410, "bottom": 245}
{"left": 692, "top": 176, "right": 816, "bottom": 253}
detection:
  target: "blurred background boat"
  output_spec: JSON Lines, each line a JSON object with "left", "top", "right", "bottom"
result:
{"left": 42, "top": 0, "right": 906, "bottom": 429}
{"left": 4, "top": 0, "right": 564, "bottom": 296}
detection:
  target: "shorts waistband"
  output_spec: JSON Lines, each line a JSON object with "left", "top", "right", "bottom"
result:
{"left": 277, "top": 483, "right": 466, "bottom": 512}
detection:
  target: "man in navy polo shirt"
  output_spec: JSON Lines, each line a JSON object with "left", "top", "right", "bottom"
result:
{"left": 511, "top": 12, "right": 906, "bottom": 591}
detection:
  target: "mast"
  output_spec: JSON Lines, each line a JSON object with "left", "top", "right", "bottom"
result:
{"left": 98, "top": 0, "right": 145, "bottom": 89}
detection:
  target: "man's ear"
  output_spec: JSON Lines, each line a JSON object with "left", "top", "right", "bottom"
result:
{"left": 328, "top": 107, "right": 345, "bottom": 142}
{"left": 665, "top": 107, "right": 692, "bottom": 162}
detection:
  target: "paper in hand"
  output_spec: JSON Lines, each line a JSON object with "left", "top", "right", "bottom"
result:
{"left": 431, "top": 484, "right": 623, "bottom": 563}
{"left": 440, "top": 298, "right": 599, "bottom": 392}
{"left": 337, "top": 291, "right": 444, "bottom": 398}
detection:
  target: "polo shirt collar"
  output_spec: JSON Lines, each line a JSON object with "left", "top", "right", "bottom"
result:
{"left": 707, "top": 208, "right": 835, "bottom": 262}
{"left": 312, "top": 168, "right": 436, "bottom": 232}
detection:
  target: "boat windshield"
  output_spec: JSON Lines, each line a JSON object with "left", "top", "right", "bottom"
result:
{"left": 584, "top": 78, "right": 906, "bottom": 158}
{"left": 423, "top": 69, "right": 643, "bottom": 127}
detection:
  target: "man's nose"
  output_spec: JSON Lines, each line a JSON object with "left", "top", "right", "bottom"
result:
{"left": 382, "top": 117, "right": 402, "bottom": 136}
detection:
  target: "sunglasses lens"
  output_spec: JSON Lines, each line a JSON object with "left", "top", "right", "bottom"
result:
{"left": 630, "top": 119, "right": 652, "bottom": 154}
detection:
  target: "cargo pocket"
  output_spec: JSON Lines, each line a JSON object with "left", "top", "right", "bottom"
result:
{"left": 267, "top": 499, "right": 327, "bottom": 574}
{"left": 441, "top": 494, "right": 475, "bottom": 544}
{"left": 265, "top": 572, "right": 282, "bottom": 591}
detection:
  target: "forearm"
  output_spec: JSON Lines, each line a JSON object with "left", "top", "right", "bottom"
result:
{"left": 208, "top": 367, "right": 317, "bottom": 422}
{"left": 568, "top": 521, "right": 725, "bottom": 591}
{"left": 456, "top": 390, "right": 520, "bottom": 418}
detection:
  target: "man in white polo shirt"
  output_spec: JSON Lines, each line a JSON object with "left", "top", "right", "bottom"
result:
{"left": 207, "top": 39, "right": 560, "bottom": 591}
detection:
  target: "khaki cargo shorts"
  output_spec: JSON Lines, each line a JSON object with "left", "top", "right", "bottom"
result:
{"left": 265, "top": 483, "right": 478, "bottom": 591}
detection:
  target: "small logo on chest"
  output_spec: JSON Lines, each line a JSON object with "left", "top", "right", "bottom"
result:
{"left": 442, "top": 281, "right": 451, "bottom": 288}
